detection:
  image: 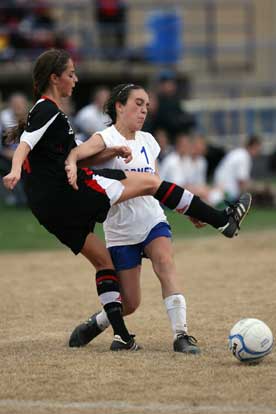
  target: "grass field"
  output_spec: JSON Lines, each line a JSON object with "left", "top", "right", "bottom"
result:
{"left": 0, "top": 231, "right": 275, "bottom": 414}
{"left": 0, "top": 204, "right": 276, "bottom": 251}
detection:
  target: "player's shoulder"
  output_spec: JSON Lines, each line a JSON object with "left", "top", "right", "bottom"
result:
{"left": 30, "top": 97, "right": 60, "bottom": 117}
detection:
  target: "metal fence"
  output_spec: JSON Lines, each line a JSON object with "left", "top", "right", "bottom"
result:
{"left": 185, "top": 96, "right": 276, "bottom": 153}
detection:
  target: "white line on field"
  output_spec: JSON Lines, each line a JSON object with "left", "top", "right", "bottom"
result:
{"left": 0, "top": 400, "right": 275, "bottom": 413}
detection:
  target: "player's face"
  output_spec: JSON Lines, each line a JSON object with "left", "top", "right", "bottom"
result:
{"left": 57, "top": 59, "right": 78, "bottom": 97}
{"left": 119, "top": 89, "right": 149, "bottom": 131}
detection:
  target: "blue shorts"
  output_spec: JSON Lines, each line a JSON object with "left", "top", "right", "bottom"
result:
{"left": 108, "top": 222, "right": 172, "bottom": 271}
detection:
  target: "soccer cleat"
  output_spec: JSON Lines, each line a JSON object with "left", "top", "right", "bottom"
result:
{"left": 173, "top": 333, "right": 201, "bottom": 354}
{"left": 110, "top": 334, "right": 141, "bottom": 351}
{"left": 69, "top": 312, "right": 102, "bottom": 347}
{"left": 219, "top": 192, "right": 252, "bottom": 238}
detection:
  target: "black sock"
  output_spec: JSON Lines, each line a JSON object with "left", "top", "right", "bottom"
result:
{"left": 154, "top": 181, "right": 228, "bottom": 228}
{"left": 96, "top": 269, "right": 131, "bottom": 342}
{"left": 186, "top": 195, "right": 228, "bottom": 228}
{"left": 104, "top": 303, "right": 131, "bottom": 342}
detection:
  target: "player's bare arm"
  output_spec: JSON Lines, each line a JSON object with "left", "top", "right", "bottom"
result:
{"left": 3, "top": 141, "right": 31, "bottom": 190}
{"left": 78, "top": 145, "right": 132, "bottom": 167}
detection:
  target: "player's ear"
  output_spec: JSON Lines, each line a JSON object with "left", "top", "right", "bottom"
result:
{"left": 50, "top": 73, "right": 59, "bottom": 85}
{"left": 115, "top": 101, "right": 124, "bottom": 114}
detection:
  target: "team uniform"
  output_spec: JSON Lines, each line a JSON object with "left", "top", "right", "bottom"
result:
{"left": 95, "top": 125, "right": 172, "bottom": 270}
{"left": 20, "top": 97, "right": 126, "bottom": 254}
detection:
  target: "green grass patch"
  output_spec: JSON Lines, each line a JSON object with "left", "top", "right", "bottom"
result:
{"left": 0, "top": 204, "right": 275, "bottom": 252}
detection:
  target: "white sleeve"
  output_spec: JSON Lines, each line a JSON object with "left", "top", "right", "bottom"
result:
{"left": 20, "top": 113, "right": 59, "bottom": 150}
{"left": 95, "top": 127, "right": 118, "bottom": 148}
{"left": 147, "top": 133, "right": 160, "bottom": 160}
{"left": 235, "top": 155, "right": 251, "bottom": 180}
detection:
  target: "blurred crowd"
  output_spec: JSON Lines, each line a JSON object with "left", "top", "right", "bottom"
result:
{"left": 1, "top": 70, "right": 276, "bottom": 208}
{"left": 0, "top": 0, "right": 78, "bottom": 62}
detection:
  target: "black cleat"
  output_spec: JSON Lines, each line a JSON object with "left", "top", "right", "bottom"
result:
{"left": 69, "top": 312, "right": 102, "bottom": 347}
{"left": 110, "top": 334, "right": 141, "bottom": 351}
{"left": 220, "top": 192, "right": 252, "bottom": 238}
{"left": 173, "top": 333, "right": 201, "bottom": 354}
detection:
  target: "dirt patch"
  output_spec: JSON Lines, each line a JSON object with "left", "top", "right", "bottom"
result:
{"left": 0, "top": 231, "right": 275, "bottom": 414}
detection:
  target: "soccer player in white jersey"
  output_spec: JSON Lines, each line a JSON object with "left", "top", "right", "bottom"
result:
{"left": 69, "top": 83, "right": 201, "bottom": 353}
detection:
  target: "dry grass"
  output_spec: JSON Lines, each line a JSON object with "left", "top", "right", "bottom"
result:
{"left": 0, "top": 231, "right": 275, "bottom": 414}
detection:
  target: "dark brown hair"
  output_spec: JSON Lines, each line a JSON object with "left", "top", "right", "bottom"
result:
{"left": 5, "top": 49, "right": 71, "bottom": 144}
{"left": 104, "top": 83, "right": 143, "bottom": 125}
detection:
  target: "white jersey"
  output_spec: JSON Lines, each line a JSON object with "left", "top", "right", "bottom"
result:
{"left": 188, "top": 156, "right": 207, "bottom": 186}
{"left": 159, "top": 152, "right": 192, "bottom": 186}
{"left": 214, "top": 148, "right": 252, "bottom": 199}
{"left": 96, "top": 125, "right": 168, "bottom": 247}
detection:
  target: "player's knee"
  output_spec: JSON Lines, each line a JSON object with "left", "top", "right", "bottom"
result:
{"left": 153, "top": 252, "right": 174, "bottom": 272}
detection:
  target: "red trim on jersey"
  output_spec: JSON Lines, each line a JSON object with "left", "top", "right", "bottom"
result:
{"left": 82, "top": 167, "right": 94, "bottom": 176}
{"left": 23, "top": 156, "right": 31, "bottom": 173}
{"left": 84, "top": 179, "right": 106, "bottom": 194}
{"left": 96, "top": 275, "right": 119, "bottom": 284}
{"left": 41, "top": 95, "right": 58, "bottom": 106}
{"left": 161, "top": 183, "right": 176, "bottom": 204}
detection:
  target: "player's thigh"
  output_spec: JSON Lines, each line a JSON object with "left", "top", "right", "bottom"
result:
{"left": 116, "top": 171, "right": 161, "bottom": 203}
{"left": 81, "top": 233, "right": 114, "bottom": 270}
{"left": 118, "top": 266, "right": 141, "bottom": 314}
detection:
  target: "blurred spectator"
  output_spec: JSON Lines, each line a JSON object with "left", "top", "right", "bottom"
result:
{"left": 159, "top": 133, "right": 191, "bottom": 186}
{"left": 0, "top": 92, "right": 28, "bottom": 206}
{"left": 154, "top": 69, "right": 196, "bottom": 143}
{"left": 213, "top": 135, "right": 262, "bottom": 201}
{"left": 154, "top": 128, "right": 173, "bottom": 166}
{"left": 0, "top": 92, "right": 28, "bottom": 130}
{"left": 0, "top": 1, "right": 76, "bottom": 61}
{"left": 187, "top": 135, "right": 224, "bottom": 206}
{"left": 74, "top": 86, "right": 111, "bottom": 140}
{"left": 189, "top": 135, "right": 208, "bottom": 186}
{"left": 143, "top": 90, "right": 159, "bottom": 134}
{"left": 95, "top": 0, "right": 127, "bottom": 59}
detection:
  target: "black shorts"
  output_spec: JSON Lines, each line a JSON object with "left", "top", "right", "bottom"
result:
{"left": 28, "top": 168, "right": 126, "bottom": 255}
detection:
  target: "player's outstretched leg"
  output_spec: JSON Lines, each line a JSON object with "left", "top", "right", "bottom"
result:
{"left": 153, "top": 181, "right": 252, "bottom": 237}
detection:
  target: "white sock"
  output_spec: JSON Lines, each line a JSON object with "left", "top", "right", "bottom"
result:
{"left": 96, "top": 309, "right": 110, "bottom": 331}
{"left": 164, "top": 294, "right": 187, "bottom": 338}
{"left": 175, "top": 190, "right": 194, "bottom": 214}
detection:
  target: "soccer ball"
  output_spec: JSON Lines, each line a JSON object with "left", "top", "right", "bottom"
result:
{"left": 228, "top": 318, "right": 274, "bottom": 362}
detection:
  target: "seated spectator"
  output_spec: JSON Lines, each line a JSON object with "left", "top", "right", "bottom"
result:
{"left": 159, "top": 133, "right": 192, "bottom": 186}
{"left": 186, "top": 135, "right": 224, "bottom": 206}
{"left": 74, "top": 86, "right": 111, "bottom": 141}
{"left": 213, "top": 135, "right": 262, "bottom": 201}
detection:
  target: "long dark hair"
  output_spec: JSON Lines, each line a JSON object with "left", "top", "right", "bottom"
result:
{"left": 104, "top": 83, "right": 143, "bottom": 125}
{"left": 5, "top": 49, "right": 71, "bottom": 144}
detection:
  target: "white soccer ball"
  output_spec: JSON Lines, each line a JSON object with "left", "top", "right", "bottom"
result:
{"left": 228, "top": 318, "right": 274, "bottom": 362}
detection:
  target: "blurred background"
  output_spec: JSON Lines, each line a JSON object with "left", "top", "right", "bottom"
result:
{"left": 0, "top": 0, "right": 276, "bottom": 249}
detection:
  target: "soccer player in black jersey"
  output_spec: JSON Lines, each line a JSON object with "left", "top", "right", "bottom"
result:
{"left": 3, "top": 49, "right": 252, "bottom": 352}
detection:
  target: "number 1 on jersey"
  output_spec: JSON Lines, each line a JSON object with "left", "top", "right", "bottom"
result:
{"left": 141, "top": 146, "right": 149, "bottom": 164}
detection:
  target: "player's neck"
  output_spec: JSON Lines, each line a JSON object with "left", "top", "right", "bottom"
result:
{"left": 114, "top": 123, "right": 136, "bottom": 140}
{"left": 42, "top": 89, "right": 61, "bottom": 108}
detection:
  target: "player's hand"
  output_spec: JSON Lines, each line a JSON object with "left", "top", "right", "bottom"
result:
{"left": 65, "top": 161, "right": 78, "bottom": 190}
{"left": 115, "top": 146, "right": 132, "bottom": 163}
{"left": 3, "top": 170, "right": 21, "bottom": 190}
{"left": 188, "top": 216, "right": 207, "bottom": 229}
